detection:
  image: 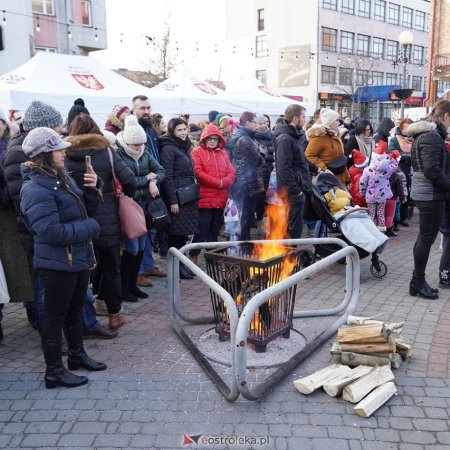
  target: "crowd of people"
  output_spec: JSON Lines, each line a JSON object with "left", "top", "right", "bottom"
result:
{"left": 0, "top": 94, "right": 450, "bottom": 389}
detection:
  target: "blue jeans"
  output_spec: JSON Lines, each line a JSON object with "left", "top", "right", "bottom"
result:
{"left": 141, "top": 230, "right": 155, "bottom": 272}
{"left": 122, "top": 234, "right": 147, "bottom": 255}
{"left": 82, "top": 286, "right": 100, "bottom": 332}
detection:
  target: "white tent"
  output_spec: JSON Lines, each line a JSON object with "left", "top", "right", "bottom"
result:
{"left": 0, "top": 53, "right": 181, "bottom": 126}
{"left": 227, "top": 75, "right": 315, "bottom": 117}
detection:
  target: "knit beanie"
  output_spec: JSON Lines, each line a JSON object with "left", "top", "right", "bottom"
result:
{"left": 215, "top": 113, "right": 227, "bottom": 127}
{"left": 123, "top": 115, "right": 147, "bottom": 145}
{"left": 23, "top": 101, "right": 63, "bottom": 132}
{"left": 255, "top": 114, "right": 267, "bottom": 124}
{"left": 67, "top": 98, "right": 90, "bottom": 126}
{"left": 22, "top": 127, "right": 71, "bottom": 158}
{"left": 208, "top": 110, "right": 219, "bottom": 123}
{"left": 352, "top": 149, "right": 369, "bottom": 169}
{"left": 320, "top": 108, "right": 340, "bottom": 128}
{"left": 112, "top": 104, "right": 130, "bottom": 119}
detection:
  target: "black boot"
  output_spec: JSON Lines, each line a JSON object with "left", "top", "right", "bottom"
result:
{"left": 128, "top": 251, "right": 149, "bottom": 299}
{"left": 385, "top": 227, "right": 398, "bottom": 237}
{"left": 409, "top": 279, "right": 439, "bottom": 299}
{"left": 439, "top": 270, "right": 450, "bottom": 289}
{"left": 41, "top": 339, "right": 88, "bottom": 389}
{"left": 120, "top": 250, "right": 138, "bottom": 302}
{"left": 393, "top": 222, "right": 400, "bottom": 232}
{"left": 65, "top": 326, "right": 106, "bottom": 371}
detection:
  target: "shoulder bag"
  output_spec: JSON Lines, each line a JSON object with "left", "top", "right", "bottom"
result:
{"left": 107, "top": 148, "right": 147, "bottom": 239}
{"left": 175, "top": 178, "right": 200, "bottom": 206}
{"left": 147, "top": 196, "right": 171, "bottom": 230}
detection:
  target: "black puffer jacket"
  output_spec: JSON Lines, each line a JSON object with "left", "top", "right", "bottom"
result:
{"left": 409, "top": 120, "right": 450, "bottom": 201}
{"left": 275, "top": 122, "right": 312, "bottom": 198}
{"left": 64, "top": 133, "right": 137, "bottom": 247}
{"left": 159, "top": 134, "right": 199, "bottom": 236}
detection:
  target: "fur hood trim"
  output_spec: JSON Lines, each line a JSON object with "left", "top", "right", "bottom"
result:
{"left": 306, "top": 124, "right": 332, "bottom": 139}
{"left": 106, "top": 113, "right": 123, "bottom": 129}
{"left": 406, "top": 120, "right": 436, "bottom": 137}
{"left": 64, "top": 133, "right": 111, "bottom": 151}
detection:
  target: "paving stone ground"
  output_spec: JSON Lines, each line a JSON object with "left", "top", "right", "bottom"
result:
{"left": 1, "top": 212, "right": 450, "bottom": 449}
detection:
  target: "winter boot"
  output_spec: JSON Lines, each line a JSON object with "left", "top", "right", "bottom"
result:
{"left": 109, "top": 313, "right": 125, "bottom": 330}
{"left": 41, "top": 339, "right": 88, "bottom": 389}
{"left": 439, "top": 270, "right": 450, "bottom": 289}
{"left": 65, "top": 325, "right": 106, "bottom": 371}
{"left": 120, "top": 250, "right": 138, "bottom": 302}
{"left": 128, "top": 251, "right": 149, "bottom": 299}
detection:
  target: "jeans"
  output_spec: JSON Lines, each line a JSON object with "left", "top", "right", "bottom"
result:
{"left": 40, "top": 269, "right": 90, "bottom": 343}
{"left": 413, "top": 200, "right": 445, "bottom": 285}
{"left": 82, "top": 286, "right": 100, "bottom": 331}
{"left": 141, "top": 230, "right": 155, "bottom": 272}
{"left": 122, "top": 234, "right": 147, "bottom": 255}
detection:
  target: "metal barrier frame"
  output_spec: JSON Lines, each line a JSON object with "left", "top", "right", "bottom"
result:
{"left": 167, "top": 238, "right": 360, "bottom": 401}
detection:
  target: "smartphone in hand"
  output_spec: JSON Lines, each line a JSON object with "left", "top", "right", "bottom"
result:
{"left": 85, "top": 155, "right": 91, "bottom": 172}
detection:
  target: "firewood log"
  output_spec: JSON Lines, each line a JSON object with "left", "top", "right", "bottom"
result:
{"left": 293, "top": 364, "right": 352, "bottom": 395}
{"left": 341, "top": 352, "right": 391, "bottom": 367}
{"left": 323, "top": 365, "right": 373, "bottom": 397}
{"left": 354, "top": 381, "right": 397, "bottom": 417}
{"left": 337, "top": 323, "right": 388, "bottom": 344}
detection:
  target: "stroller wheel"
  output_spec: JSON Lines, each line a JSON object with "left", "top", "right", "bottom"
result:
{"left": 299, "top": 250, "right": 315, "bottom": 269}
{"left": 370, "top": 260, "right": 387, "bottom": 278}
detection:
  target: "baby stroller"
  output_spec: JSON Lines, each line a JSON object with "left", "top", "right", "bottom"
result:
{"left": 308, "top": 172, "right": 388, "bottom": 278}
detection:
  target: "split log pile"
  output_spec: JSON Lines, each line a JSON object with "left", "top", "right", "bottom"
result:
{"left": 292, "top": 315, "right": 413, "bottom": 417}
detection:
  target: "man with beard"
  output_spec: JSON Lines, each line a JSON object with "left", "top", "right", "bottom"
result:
{"left": 275, "top": 104, "right": 311, "bottom": 239}
{"left": 130, "top": 95, "right": 167, "bottom": 284}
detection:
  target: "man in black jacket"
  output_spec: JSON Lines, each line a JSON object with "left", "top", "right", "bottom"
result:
{"left": 275, "top": 104, "right": 311, "bottom": 239}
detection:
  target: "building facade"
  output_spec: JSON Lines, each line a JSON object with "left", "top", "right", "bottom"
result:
{"left": 225, "top": 0, "right": 439, "bottom": 123}
{"left": 0, "top": 0, "right": 106, "bottom": 75}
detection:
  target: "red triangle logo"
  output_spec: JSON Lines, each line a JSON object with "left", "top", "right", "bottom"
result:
{"left": 182, "top": 434, "right": 195, "bottom": 446}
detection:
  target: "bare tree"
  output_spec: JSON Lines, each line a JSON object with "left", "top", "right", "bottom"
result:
{"left": 332, "top": 58, "right": 380, "bottom": 117}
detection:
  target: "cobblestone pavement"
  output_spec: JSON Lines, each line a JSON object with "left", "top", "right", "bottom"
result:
{"left": 1, "top": 213, "right": 450, "bottom": 449}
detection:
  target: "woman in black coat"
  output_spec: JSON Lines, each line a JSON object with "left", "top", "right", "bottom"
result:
{"left": 159, "top": 118, "right": 199, "bottom": 279}
{"left": 408, "top": 99, "right": 450, "bottom": 299}
{"left": 65, "top": 115, "right": 136, "bottom": 331}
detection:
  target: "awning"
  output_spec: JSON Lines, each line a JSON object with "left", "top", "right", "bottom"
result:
{"left": 354, "top": 85, "right": 402, "bottom": 102}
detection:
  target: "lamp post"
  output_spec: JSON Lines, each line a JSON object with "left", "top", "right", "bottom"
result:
{"left": 398, "top": 31, "right": 414, "bottom": 119}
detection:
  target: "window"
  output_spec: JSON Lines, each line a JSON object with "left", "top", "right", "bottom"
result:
{"left": 374, "top": 0, "right": 386, "bottom": 21}
{"left": 356, "top": 69, "right": 370, "bottom": 86}
{"left": 402, "top": 7, "right": 413, "bottom": 28}
{"left": 341, "top": 0, "right": 355, "bottom": 14}
{"left": 387, "top": 40, "right": 399, "bottom": 61}
{"left": 412, "top": 76, "right": 422, "bottom": 91}
{"left": 415, "top": 11, "right": 426, "bottom": 31}
{"left": 412, "top": 45, "right": 424, "bottom": 65}
{"left": 322, "top": 27, "right": 337, "bottom": 52}
{"left": 358, "top": 0, "right": 370, "bottom": 18}
{"left": 321, "top": 65, "right": 337, "bottom": 84}
{"left": 339, "top": 67, "right": 353, "bottom": 85}
{"left": 256, "top": 69, "right": 267, "bottom": 84}
{"left": 438, "top": 81, "right": 444, "bottom": 93}
{"left": 257, "top": 9, "right": 264, "bottom": 31}
{"left": 255, "top": 35, "right": 267, "bottom": 58}
{"left": 386, "top": 73, "right": 397, "bottom": 85}
{"left": 81, "top": 0, "right": 92, "bottom": 26}
{"left": 32, "top": 0, "right": 54, "bottom": 15}
{"left": 322, "top": 0, "right": 338, "bottom": 10}
{"left": 388, "top": 3, "right": 400, "bottom": 25}
{"left": 340, "top": 31, "right": 354, "bottom": 54}
{"left": 372, "top": 37, "right": 385, "bottom": 59}
{"left": 357, "top": 34, "right": 370, "bottom": 56}
{"left": 371, "top": 71, "right": 384, "bottom": 85}
{"left": 423, "top": 76, "right": 427, "bottom": 91}
{"left": 34, "top": 46, "right": 57, "bottom": 53}
{"left": 399, "top": 74, "right": 410, "bottom": 88}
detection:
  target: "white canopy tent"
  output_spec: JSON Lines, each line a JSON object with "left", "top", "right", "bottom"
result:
{"left": 0, "top": 53, "right": 181, "bottom": 126}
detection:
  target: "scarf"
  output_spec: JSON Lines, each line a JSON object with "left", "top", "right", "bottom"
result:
{"left": 117, "top": 132, "right": 145, "bottom": 161}
{"left": 396, "top": 135, "right": 413, "bottom": 153}
{"left": 355, "top": 135, "right": 375, "bottom": 158}
{"left": 325, "top": 127, "right": 339, "bottom": 137}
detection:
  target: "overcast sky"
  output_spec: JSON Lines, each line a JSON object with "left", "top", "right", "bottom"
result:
{"left": 92, "top": 0, "right": 236, "bottom": 82}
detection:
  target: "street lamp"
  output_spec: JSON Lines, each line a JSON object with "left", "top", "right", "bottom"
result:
{"left": 395, "top": 31, "right": 414, "bottom": 119}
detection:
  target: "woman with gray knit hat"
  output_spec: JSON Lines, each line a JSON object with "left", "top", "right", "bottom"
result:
{"left": 20, "top": 127, "right": 106, "bottom": 389}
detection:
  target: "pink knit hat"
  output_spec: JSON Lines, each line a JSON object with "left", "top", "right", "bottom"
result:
{"left": 112, "top": 104, "right": 130, "bottom": 119}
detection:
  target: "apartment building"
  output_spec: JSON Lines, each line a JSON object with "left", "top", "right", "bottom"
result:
{"left": 0, "top": 0, "right": 107, "bottom": 75}
{"left": 225, "top": 0, "right": 436, "bottom": 122}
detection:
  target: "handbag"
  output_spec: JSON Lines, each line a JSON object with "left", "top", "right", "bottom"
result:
{"left": 175, "top": 180, "right": 200, "bottom": 206}
{"left": 223, "top": 197, "right": 240, "bottom": 223}
{"left": 147, "top": 196, "right": 171, "bottom": 230}
{"left": 107, "top": 148, "right": 147, "bottom": 239}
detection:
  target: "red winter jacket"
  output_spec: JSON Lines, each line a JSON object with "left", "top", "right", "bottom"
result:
{"left": 191, "top": 124, "right": 236, "bottom": 209}
{"left": 348, "top": 165, "right": 367, "bottom": 207}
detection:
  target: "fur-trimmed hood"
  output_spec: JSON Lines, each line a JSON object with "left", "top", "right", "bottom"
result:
{"left": 406, "top": 120, "right": 436, "bottom": 137}
{"left": 64, "top": 133, "right": 111, "bottom": 151}
{"left": 105, "top": 113, "right": 123, "bottom": 130}
{"left": 306, "top": 124, "right": 336, "bottom": 140}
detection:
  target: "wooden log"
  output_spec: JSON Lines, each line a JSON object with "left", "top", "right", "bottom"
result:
{"left": 331, "top": 341, "right": 396, "bottom": 355}
{"left": 347, "top": 315, "right": 384, "bottom": 325}
{"left": 343, "top": 365, "right": 395, "bottom": 403}
{"left": 323, "top": 365, "right": 373, "bottom": 397}
{"left": 337, "top": 324, "right": 388, "bottom": 344}
{"left": 391, "top": 353, "right": 403, "bottom": 370}
{"left": 384, "top": 322, "right": 405, "bottom": 335}
{"left": 395, "top": 340, "right": 413, "bottom": 360}
{"left": 354, "top": 381, "right": 397, "bottom": 417}
{"left": 341, "top": 352, "right": 390, "bottom": 367}
{"left": 293, "top": 364, "right": 352, "bottom": 395}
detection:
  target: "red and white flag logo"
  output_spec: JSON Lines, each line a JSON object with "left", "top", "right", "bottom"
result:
{"left": 71, "top": 73, "right": 104, "bottom": 90}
